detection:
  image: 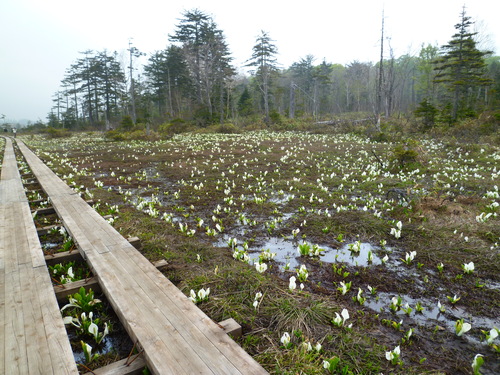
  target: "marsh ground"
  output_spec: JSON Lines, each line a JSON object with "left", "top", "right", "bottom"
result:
{"left": 23, "top": 130, "right": 500, "bottom": 374}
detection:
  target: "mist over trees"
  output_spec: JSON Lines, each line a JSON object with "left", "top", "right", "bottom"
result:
{"left": 46, "top": 7, "right": 499, "bottom": 131}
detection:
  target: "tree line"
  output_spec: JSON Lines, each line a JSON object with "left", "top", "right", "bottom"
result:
{"left": 47, "top": 7, "right": 500, "bottom": 131}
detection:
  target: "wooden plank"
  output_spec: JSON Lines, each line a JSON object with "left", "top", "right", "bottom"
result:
{"left": 9, "top": 204, "right": 32, "bottom": 266}
{"left": 54, "top": 205, "right": 93, "bottom": 253}
{"left": 0, "top": 206, "right": 6, "bottom": 373}
{"left": 20, "top": 144, "right": 253, "bottom": 374}
{"left": 37, "top": 224, "right": 59, "bottom": 236}
{"left": 0, "top": 138, "right": 11, "bottom": 373}
{"left": 79, "top": 226, "right": 216, "bottom": 374}
{"left": 86, "top": 250, "right": 203, "bottom": 375}
{"left": 127, "top": 236, "right": 141, "bottom": 249}
{"left": 32, "top": 206, "right": 56, "bottom": 215}
{"left": 60, "top": 200, "right": 113, "bottom": 255}
{"left": 54, "top": 277, "right": 101, "bottom": 302}
{"left": 152, "top": 259, "right": 168, "bottom": 269}
{"left": 35, "top": 267, "right": 79, "bottom": 374}
{"left": 219, "top": 318, "right": 242, "bottom": 339}
{"left": 45, "top": 250, "right": 83, "bottom": 266}
{"left": 21, "top": 203, "right": 46, "bottom": 268}
{"left": 127, "top": 255, "right": 255, "bottom": 373}
{"left": 19, "top": 147, "right": 75, "bottom": 198}
{"left": 47, "top": 249, "right": 159, "bottom": 269}
{"left": 4, "top": 252, "right": 28, "bottom": 374}
{"left": 98, "top": 247, "right": 244, "bottom": 374}
{"left": 21, "top": 263, "right": 51, "bottom": 374}
{"left": 2, "top": 143, "right": 28, "bottom": 374}
{"left": 83, "top": 356, "right": 146, "bottom": 375}
{"left": 1, "top": 138, "right": 78, "bottom": 375}
{"left": 29, "top": 197, "right": 48, "bottom": 204}
{"left": 68, "top": 199, "right": 120, "bottom": 249}
{"left": 112, "top": 238, "right": 256, "bottom": 370}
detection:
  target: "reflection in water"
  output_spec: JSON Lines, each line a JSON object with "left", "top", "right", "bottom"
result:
{"left": 217, "top": 235, "right": 382, "bottom": 270}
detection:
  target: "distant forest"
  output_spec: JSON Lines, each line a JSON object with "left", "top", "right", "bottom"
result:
{"left": 44, "top": 8, "right": 500, "bottom": 131}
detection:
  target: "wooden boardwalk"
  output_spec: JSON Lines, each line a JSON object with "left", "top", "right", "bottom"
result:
{"left": 0, "top": 137, "right": 78, "bottom": 374}
{"left": 15, "top": 139, "right": 268, "bottom": 375}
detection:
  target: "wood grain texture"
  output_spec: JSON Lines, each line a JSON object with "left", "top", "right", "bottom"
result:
{"left": 1, "top": 137, "right": 78, "bottom": 374}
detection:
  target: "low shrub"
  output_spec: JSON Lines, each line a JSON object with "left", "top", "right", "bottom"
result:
{"left": 45, "top": 127, "right": 71, "bottom": 139}
{"left": 216, "top": 123, "right": 240, "bottom": 134}
{"left": 159, "top": 119, "right": 192, "bottom": 135}
{"left": 104, "top": 130, "right": 125, "bottom": 141}
{"left": 104, "top": 129, "right": 160, "bottom": 141}
{"left": 390, "top": 139, "right": 425, "bottom": 172}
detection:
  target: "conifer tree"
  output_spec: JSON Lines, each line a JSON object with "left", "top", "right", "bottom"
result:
{"left": 237, "top": 87, "right": 253, "bottom": 116}
{"left": 433, "top": 7, "right": 492, "bottom": 120}
{"left": 170, "top": 9, "right": 234, "bottom": 123}
{"left": 246, "top": 31, "right": 279, "bottom": 124}
{"left": 144, "top": 46, "right": 192, "bottom": 117}
{"left": 170, "top": 9, "right": 210, "bottom": 106}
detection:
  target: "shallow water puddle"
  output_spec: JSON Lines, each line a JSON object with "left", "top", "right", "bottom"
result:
{"left": 216, "top": 236, "right": 382, "bottom": 270}
{"left": 322, "top": 242, "right": 382, "bottom": 266}
{"left": 365, "top": 291, "right": 499, "bottom": 343}
{"left": 269, "top": 193, "right": 295, "bottom": 205}
{"left": 253, "top": 240, "right": 383, "bottom": 270}
{"left": 42, "top": 241, "right": 61, "bottom": 250}
{"left": 72, "top": 332, "right": 132, "bottom": 364}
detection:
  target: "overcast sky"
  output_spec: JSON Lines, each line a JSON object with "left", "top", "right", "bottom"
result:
{"left": 1, "top": 0, "right": 499, "bottom": 123}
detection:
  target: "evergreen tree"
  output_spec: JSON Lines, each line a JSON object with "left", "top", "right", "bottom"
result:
{"left": 433, "top": 7, "right": 492, "bottom": 120}
{"left": 237, "top": 87, "right": 253, "bottom": 116}
{"left": 414, "top": 98, "right": 438, "bottom": 130}
{"left": 170, "top": 9, "right": 210, "bottom": 105}
{"left": 166, "top": 45, "right": 194, "bottom": 116}
{"left": 312, "top": 60, "right": 333, "bottom": 116}
{"left": 198, "top": 19, "right": 235, "bottom": 122}
{"left": 144, "top": 50, "right": 169, "bottom": 115}
{"left": 98, "top": 51, "right": 126, "bottom": 124}
{"left": 46, "top": 112, "right": 61, "bottom": 128}
{"left": 61, "top": 70, "right": 80, "bottom": 125}
{"left": 58, "top": 50, "right": 126, "bottom": 127}
{"left": 170, "top": 9, "right": 234, "bottom": 123}
{"left": 246, "top": 31, "right": 279, "bottom": 124}
{"left": 289, "top": 55, "right": 316, "bottom": 117}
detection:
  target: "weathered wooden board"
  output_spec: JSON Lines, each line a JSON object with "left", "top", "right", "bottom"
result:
{"left": 83, "top": 356, "right": 146, "bottom": 375}
{"left": 54, "top": 276, "right": 101, "bottom": 302}
{"left": 1, "top": 137, "right": 78, "bottom": 375}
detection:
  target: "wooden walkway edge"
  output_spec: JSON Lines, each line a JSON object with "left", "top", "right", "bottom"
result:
{"left": 16, "top": 140, "right": 268, "bottom": 375}
{"left": 0, "top": 137, "right": 78, "bottom": 375}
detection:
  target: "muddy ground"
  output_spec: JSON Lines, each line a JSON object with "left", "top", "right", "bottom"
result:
{"left": 23, "top": 131, "right": 499, "bottom": 374}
